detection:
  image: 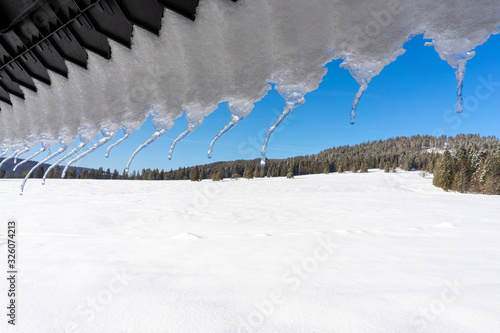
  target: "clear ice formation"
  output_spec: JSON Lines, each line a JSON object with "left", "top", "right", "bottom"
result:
{"left": 13, "top": 147, "right": 30, "bottom": 164}
{"left": 123, "top": 106, "right": 174, "bottom": 174}
{"left": 124, "top": 128, "right": 167, "bottom": 174}
{"left": 0, "top": 150, "right": 19, "bottom": 169}
{"left": 207, "top": 101, "right": 254, "bottom": 159}
{"left": 208, "top": 114, "right": 243, "bottom": 159}
{"left": 13, "top": 147, "right": 47, "bottom": 172}
{"left": 261, "top": 90, "right": 305, "bottom": 167}
{"left": 20, "top": 146, "right": 66, "bottom": 194}
{"left": 61, "top": 130, "right": 115, "bottom": 178}
{"left": 106, "top": 129, "right": 131, "bottom": 158}
{"left": 0, "top": 0, "right": 499, "bottom": 175}
{"left": 168, "top": 118, "right": 203, "bottom": 160}
{"left": 451, "top": 52, "right": 475, "bottom": 114}
{"left": 350, "top": 81, "right": 369, "bottom": 125}
{"left": 42, "top": 143, "right": 85, "bottom": 185}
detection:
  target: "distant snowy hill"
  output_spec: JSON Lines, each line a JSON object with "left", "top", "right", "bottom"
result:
{"left": 0, "top": 157, "right": 51, "bottom": 174}
{"left": 0, "top": 157, "right": 92, "bottom": 176}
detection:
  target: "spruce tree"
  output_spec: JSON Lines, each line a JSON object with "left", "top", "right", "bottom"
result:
{"left": 323, "top": 162, "right": 329, "bottom": 174}
{"left": 35, "top": 166, "right": 45, "bottom": 178}
{"left": 190, "top": 167, "right": 200, "bottom": 182}
{"left": 254, "top": 165, "right": 261, "bottom": 178}
{"left": 243, "top": 165, "right": 254, "bottom": 179}
{"left": 433, "top": 151, "right": 454, "bottom": 191}
{"left": 213, "top": 166, "right": 224, "bottom": 181}
{"left": 337, "top": 162, "right": 345, "bottom": 173}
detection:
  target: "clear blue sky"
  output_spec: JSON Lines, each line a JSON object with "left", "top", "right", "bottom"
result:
{"left": 30, "top": 34, "right": 500, "bottom": 173}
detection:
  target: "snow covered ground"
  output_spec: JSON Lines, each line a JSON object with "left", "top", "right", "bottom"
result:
{"left": 0, "top": 170, "right": 499, "bottom": 333}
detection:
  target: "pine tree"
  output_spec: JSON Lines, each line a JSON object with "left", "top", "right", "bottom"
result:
{"left": 213, "top": 166, "right": 224, "bottom": 181}
{"left": 433, "top": 151, "right": 454, "bottom": 191}
{"left": 360, "top": 160, "right": 369, "bottom": 173}
{"left": 254, "top": 165, "right": 262, "bottom": 178}
{"left": 323, "top": 162, "right": 329, "bottom": 174}
{"left": 352, "top": 162, "right": 359, "bottom": 173}
{"left": 190, "top": 167, "right": 200, "bottom": 181}
{"left": 35, "top": 166, "right": 44, "bottom": 178}
{"left": 243, "top": 165, "right": 254, "bottom": 179}
{"left": 337, "top": 162, "right": 345, "bottom": 173}
{"left": 286, "top": 168, "right": 294, "bottom": 179}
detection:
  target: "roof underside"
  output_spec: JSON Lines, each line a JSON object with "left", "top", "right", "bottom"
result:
{"left": 0, "top": 0, "right": 237, "bottom": 108}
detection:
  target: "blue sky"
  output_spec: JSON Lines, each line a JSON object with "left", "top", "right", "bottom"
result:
{"left": 28, "top": 33, "right": 500, "bottom": 173}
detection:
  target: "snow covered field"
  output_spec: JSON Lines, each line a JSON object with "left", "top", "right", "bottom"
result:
{"left": 0, "top": 170, "right": 499, "bottom": 333}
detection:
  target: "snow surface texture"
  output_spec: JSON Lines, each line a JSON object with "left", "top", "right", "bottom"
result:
{"left": 1, "top": 0, "right": 500, "bottom": 164}
{"left": 1, "top": 170, "right": 499, "bottom": 332}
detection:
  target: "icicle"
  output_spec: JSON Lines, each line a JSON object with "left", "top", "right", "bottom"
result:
{"left": 42, "top": 143, "right": 85, "bottom": 185}
{"left": 208, "top": 101, "right": 253, "bottom": 159}
{"left": 13, "top": 147, "right": 47, "bottom": 172}
{"left": 61, "top": 131, "right": 115, "bottom": 178}
{"left": 106, "top": 130, "right": 131, "bottom": 158}
{"left": 350, "top": 81, "right": 368, "bottom": 125}
{"left": 20, "top": 146, "right": 66, "bottom": 195}
{"left": 124, "top": 129, "right": 167, "bottom": 174}
{"left": 123, "top": 105, "right": 174, "bottom": 174}
{"left": 455, "top": 58, "right": 470, "bottom": 114}
{"left": 445, "top": 51, "right": 475, "bottom": 114}
{"left": 0, "top": 150, "right": 19, "bottom": 169}
{"left": 208, "top": 114, "right": 243, "bottom": 159}
{"left": 260, "top": 90, "right": 305, "bottom": 167}
{"left": 168, "top": 119, "right": 203, "bottom": 160}
{"left": 13, "top": 147, "right": 30, "bottom": 164}
{"left": 168, "top": 130, "right": 189, "bottom": 160}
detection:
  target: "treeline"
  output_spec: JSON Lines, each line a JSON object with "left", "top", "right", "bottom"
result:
{"left": 175, "top": 134, "right": 500, "bottom": 195}
{"left": 1, "top": 134, "right": 499, "bottom": 194}
{"left": 0, "top": 165, "right": 117, "bottom": 180}
{"left": 432, "top": 147, "right": 500, "bottom": 194}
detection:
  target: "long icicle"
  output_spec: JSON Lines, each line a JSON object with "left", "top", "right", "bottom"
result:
{"left": 455, "top": 59, "right": 467, "bottom": 114}
{"left": 168, "top": 119, "right": 203, "bottom": 160}
{"left": 42, "top": 143, "right": 85, "bottom": 185}
{"left": 20, "top": 146, "right": 66, "bottom": 195}
{"left": 168, "top": 129, "right": 190, "bottom": 160}
{"left": 61, "top": 132, "right": 115, "bottom": 178}
{"left": 106, "top": 132, "right": 131, "bottom": 158}
{"left": 208, "top": 114, "right": 243, "bottom": 159}
{"left": 13, "top": 147, "right": 30, "bottom": 164}
{"left": 0, "top": 150, "right": 19, "bottom": 169}
{"left": 452, "top": 51, "right": 475, "bottom": 114}
{"left": 350, "top": 81, "right": 368, "bottom": 125}
{"left": 13, "top": 147, "right": 46, "bottom": 171}
{"left": 261, "top": 91, "right": 305, "bottom": 167}
{"left": 124, "top": 129, "right": 167, "bottom": 174}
